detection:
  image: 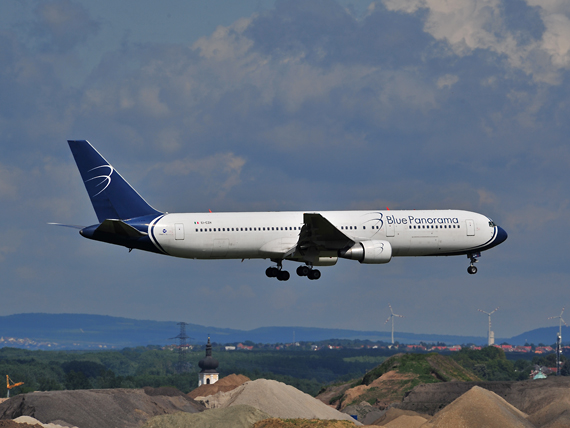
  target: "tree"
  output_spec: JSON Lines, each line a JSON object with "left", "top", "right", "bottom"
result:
{"left": 65, "top": 371, "right": 91, "bottom": 390}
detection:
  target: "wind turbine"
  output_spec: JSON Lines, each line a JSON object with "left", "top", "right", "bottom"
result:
{"left": 478, "top": 307, "right": 499, "bottom": 346}
{"left": 385, "top": 304, "right": 404, "bottom": 345}
{"left": 548, "top": 308, "right": 567, "bottom": 336}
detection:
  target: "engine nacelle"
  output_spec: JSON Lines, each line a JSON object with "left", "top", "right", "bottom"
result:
{"left": 339, "top": 240, "right": 392, "bottom": 264}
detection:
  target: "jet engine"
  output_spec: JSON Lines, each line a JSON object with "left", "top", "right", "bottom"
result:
{"left": 339, "top": 240, "right": 392, "bottom": 264}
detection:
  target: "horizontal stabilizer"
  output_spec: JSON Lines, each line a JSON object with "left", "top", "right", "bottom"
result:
{"left": 48, "top": 223, "right": 86, "bottom": 230}
{"left": 94, "top": 219, "right": 148, "bottom": 238}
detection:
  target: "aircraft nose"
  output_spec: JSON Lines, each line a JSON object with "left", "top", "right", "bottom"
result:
{"left": 496, "top": 226, "right": 508, "bottom": 244}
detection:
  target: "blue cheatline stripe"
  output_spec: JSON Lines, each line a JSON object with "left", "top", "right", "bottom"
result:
{"left": 149, "top": 215, "right": 168, "bottom": 254}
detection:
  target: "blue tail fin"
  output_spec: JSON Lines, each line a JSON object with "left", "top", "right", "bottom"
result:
{"left": 68, "top": 140, "right": 162, "bottom": 222}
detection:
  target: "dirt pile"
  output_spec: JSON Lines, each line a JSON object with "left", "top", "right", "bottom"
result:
{"left": 341, "top": 401, "right": 382, "bottom": 424}
{"left": 0, "top": 388, "right": 205, "bottom": 428}
{"left": 422, "top": 386, "right": 534, "bottom": 428}
{"left": 527, "top": 399, "right": 570, "bottom": 428}
{"left": 199, "top": 379, "right": 361, "bottom": 424}
{"left": 188, "top": 374, "right": 250, "bottom": 399}
{"left": 254, "top": 419, "right": 356, "bottom": 428}
{"left": 399, "top": 377, "right": 570, "bottom": 416}
{"left": 381, "top": 415, "right": 427, "bottom": 428}
{"left": 344, "top": 371, "right": 417, "bottom": 410}
{"left": 0, "top": 421, "right": 42, "bottom": 428}
{"left": 13, "top": 416, "right": 75, "bottom": 428}
{"left": 371, "top": 408, "right": 429, "bottom": 426}
{"left": 319, "top": 353, "right": 480, "bottom": 412}
{"left": 142, "top": 404, "right": 271, "bottom": 428}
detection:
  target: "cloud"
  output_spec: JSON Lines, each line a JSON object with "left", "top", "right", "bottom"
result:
{"left": 383, "top": 0, "right": 570, "bottom": 83}
{"left": 31, "top": 0, "right": 100, "bottom": 53}
{"left": 152, "top": 153, "right": 246, "bottom": 198}
{"left": 437, "top": 74, "right": 459, "bottom": 88}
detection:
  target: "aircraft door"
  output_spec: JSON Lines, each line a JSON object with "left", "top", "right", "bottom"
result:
{"left": 466, "top": 219, "right": 475, "bottom": 236}
{"left": 386, "top": 222, "right": 395, "bottom": 237}
{"left": 175, "top": 223, "right": 185, "bottom": 240}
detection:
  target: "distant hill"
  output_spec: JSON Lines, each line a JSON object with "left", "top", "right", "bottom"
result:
{"left": 0, "top": 313, "right": 563, "bottom": 350}
{"left": 506, "top": 326, "right": 570, "bottom": 346}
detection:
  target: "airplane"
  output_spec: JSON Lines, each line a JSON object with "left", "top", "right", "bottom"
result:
{"left": 61, "top": 140, "right": 508, "bottom": 281}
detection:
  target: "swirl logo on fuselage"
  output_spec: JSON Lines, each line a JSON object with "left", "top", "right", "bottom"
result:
{"left": 85, "top": 164, "right": 114, "bottom": 197}
{"left": 366, "top": 212, "right": 384, "bottom": 231}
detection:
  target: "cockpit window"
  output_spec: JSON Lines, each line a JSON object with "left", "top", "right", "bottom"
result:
{"left": 488, "top": 220, "right": 497, "bottom": 227}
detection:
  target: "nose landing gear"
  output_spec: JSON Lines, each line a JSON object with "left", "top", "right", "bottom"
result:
{"left": 467, "top": 253, "right": 480, "bottom": 275}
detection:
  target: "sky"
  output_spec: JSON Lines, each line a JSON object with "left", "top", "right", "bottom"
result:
{"left": 1, "top": 0, "right": 570, "bottom": 341}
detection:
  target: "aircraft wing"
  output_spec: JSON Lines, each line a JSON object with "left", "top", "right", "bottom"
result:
{"left": 296, "top": 213, "right": 354, "bottom": 252}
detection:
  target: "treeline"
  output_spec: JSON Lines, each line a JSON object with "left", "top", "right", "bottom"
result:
{"left": 2, "top": 345, "right": 566, "bottom": 400}
{"left": 0, "top": 346, "right": 393, "bottom": 398}
{"left": 450, "top": 346, "right": 568, "bottom": 381}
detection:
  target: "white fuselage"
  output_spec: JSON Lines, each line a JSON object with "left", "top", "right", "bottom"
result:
{"left": 147, "top": 209, "right": 497, "bottom": 261}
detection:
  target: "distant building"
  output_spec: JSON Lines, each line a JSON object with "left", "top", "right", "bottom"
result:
{"left": 198, "top": 337, "right": 219, "bottom": 386}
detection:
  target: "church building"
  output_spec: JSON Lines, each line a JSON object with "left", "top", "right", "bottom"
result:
{"left": 198, "top": 336, "right": 219, "bottom": 386}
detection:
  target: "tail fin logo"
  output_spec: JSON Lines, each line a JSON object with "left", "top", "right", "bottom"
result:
{"left": 85, "top": 165, "right": 114, "bottom": 197}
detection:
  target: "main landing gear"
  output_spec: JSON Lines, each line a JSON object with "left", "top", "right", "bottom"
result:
{"left": 467, "top": 253, "right": 480, "bottom": 275}
{"left": 296, "top": 265, "right": 321, "bottom": 280}
{"left": 266, "top": 262, "right": 290, "bottom": 281}
{"left": 265, "top": 262, "right": 322, "bottom": 281}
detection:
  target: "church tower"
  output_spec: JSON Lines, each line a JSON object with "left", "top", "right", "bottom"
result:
{"left": 198, "top": 336, "right": 219, "bottom": 386}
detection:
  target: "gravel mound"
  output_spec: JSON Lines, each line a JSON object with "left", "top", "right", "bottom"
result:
{"left": 0, "top": 389, "right": 205, "bottom": 428}
{"left": 188, "top": 374, "right": 250, "bottom": 399}
{"left": 142, "top": 405, "right": 270, "bottom": 428}
{"left": 341, "top": 401, "right": 378, "bottom": 423}
{"left": 0, "top": 421, "right": 42, "bottom": 428}
{"left": 527, "top": 399, "right": 570, "bottom": 427}
{"left": 13, "top": 416, "right": 76, "bottom": 428}
{"left": 253, "top": 419, "right": 356, "bottom": 428}
{"left": 381, "top": 415, "right": 427, "bottom": 428}
{"left": 371, "top": 408, "right": 429, "bottom": 426}
{"left": 399, "top": 377, "right": 570, "bottom": 416}
{"left": 423, "top": 386, "right": 534, "bottom": 428}
{"left": 199, "top": 379, "right": 360, "bottom": 425}
{"left": 143, "top": 387, "right": 187, "bottom": 397}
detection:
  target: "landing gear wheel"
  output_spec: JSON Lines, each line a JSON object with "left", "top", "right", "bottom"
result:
{"left": 297, "top": 265, "right": 310, "bottom": 277}
{"left": 308, "top": 269, "right": 321, "bottom": 280}
{"left": 467, "top": 265, "right": 478, "bottom": 275}
{"left": 266, "top": 267, "right": 278, "bottom": 278}
{"left": 277, "top": 270, "right": 290, "bottom": 281}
